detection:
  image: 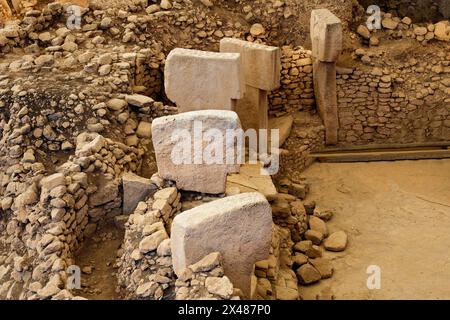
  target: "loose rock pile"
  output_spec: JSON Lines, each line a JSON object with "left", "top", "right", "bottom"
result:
{"left": 175, "top": 252, "right": 240, "bottom": 300}
{"left": 356, "top": 12, "right": 450, "bottom": 46}
{"left": 260, "top": 176, "right": 348, "bottom": 299}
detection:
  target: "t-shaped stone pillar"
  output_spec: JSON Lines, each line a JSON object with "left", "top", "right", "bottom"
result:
{"left": 164, "top": 48, "right": 245, "bottom": 112}
{"left": 310, "top": 9, "right": 342, "bottom": 145}
{"left": 151, "top": 110, "right": 241, "bottom": 194}
{"left": 171, "top": 192, "right": 272, "bottom": 298}
{"left": 220, "top": 38, "right": 281, "bottom": 131}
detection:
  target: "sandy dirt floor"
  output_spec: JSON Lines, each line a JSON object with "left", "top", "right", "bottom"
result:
{"left": 299, "top": 159, "right": 450, "bottom": 300}
{"left": 73, "top": 221, "right": 123, "bottom": 300}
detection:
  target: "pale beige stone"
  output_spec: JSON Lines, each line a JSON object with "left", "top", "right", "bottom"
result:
{"left": 234, "top": 85, "right": 269, "bottom": 131}
{"left": 219, "top": 38, "right": 280, "bottom": 91}
{"left": 310, "top": 9, "right": 342, "bottom": 62}
{"left": 164, "top": 48, "right": 245, "bottom": 112}
{"left": 226, "top": 163, "right": 277, "bottom": 200}
{"left": 152, "top": 110, "right": 241, "bottom": 194}
{"left": 171, "top": 192, "right": 272, "bottom": 297}
{"left": 313, "top": 60, "right": 338, "bottom": 145}
{"left": 122, "top": 172, "right": 157, "bottom": 214}
{"left": 434, "top": 21, "right": 450, "bottom": 41}
{"left": 220, "top": 38, "right": 280, "bottom": 131}
{"left": 269, "top": 114, "right": 293, "bottom": 147}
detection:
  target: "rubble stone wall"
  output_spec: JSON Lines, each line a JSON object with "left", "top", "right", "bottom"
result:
{"left": 0, "top": 132, "right": 143, "bottom": 300}
{"left": 337, "top": 65, "right": 450, "bottom": 145}
{"left": 117, "top": 186, "right": 181, "bottom": 300}
{"left": 268, "top": 46, "right": 315, "bottom": 116}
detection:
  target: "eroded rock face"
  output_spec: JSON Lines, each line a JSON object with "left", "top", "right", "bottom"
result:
{"left": 152, "top": 110, "right": 241, "bottom": 194}
{"left": 171, "top": 192, "right": 272, "bottom": 297}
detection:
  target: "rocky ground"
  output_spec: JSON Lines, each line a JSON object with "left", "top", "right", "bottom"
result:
{"left": 0, "top": 0, "right": 448, "bottom": 300}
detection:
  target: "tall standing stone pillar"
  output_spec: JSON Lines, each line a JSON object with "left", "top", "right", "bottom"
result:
{"left": 220, "top": 38, "right": 281, "bottom": 132}
{"left": 310, "top": 9, "right": 342, "bottom": 145}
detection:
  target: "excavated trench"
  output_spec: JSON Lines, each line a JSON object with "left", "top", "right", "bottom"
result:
{"left": 72, "top": 220, "right": 124, "bottom": 300}
{"left": 70, "top": 145, "right": 157, "bottom": 300}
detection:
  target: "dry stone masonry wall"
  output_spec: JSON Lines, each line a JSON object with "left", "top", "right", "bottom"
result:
{"left": 268, "top": 46, "right": 315, "bottom": 116}
{"left": 337, "top": 64, "right": 450, "bottom": 145}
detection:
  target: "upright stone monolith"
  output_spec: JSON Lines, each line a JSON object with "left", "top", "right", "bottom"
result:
{"left": 171, "top": 192, "right": 273, "bottom": 297}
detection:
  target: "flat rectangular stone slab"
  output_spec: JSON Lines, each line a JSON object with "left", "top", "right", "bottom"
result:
{"left": 171, "top": 192, "right": 272, "bottom": 297}
{"left": 226, "top": 163, "right": 277, "bottom": 201}
{"left": 310, "top": 9, "right": 342, "bottom": 62}
{"left": 220, "top": 38, "right": 281, "bottom": 91}
{"left": 164, "top": 48, "right": 245, "bottom": 112}
{"left": 152, "top": 110, "right": 241, "bottom": 194}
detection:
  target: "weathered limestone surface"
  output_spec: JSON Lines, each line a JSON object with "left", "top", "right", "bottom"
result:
{"left": 152, "top": 110, "right": 241, "bottom": 194}
{"left": 171, "top": 192, "right": 272, "bottom": 297}
{"left": 233, "top": 85, "right": 269, "bottom": 131}
{"left": 164, "top": 48, "right": 245, "bottom": 112}
{"left": 313, "top": 60, "right": 338, "bottom": 144}
{"left": 122, "top": 172, "right": 157, "bottom": 214}
{"left": 220, "top": 38, "right": 281, "bottom": 131}
{"left": 310, "top": 9, "right": 342, "bottom": 145}
{"left": 310, "top": 9, "right": 342, "bottom": 63}
{"left": 220, "top": 38, "right": 281, "bottom": 91}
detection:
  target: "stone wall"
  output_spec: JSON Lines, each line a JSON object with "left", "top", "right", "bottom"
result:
{"left": 276, "top": 112, "right": 325, "bottom": 181}
{"left": 337, "top": 64, "right": 450, "bottom": 145}
{"left": 0, "top": 132, "right": 143, "bottom": 300}
{"left": 116, "top": 185, "right": 181, "bottom": 300}
{"left": 268, "top": 46, "right": 315, "bottom": 116}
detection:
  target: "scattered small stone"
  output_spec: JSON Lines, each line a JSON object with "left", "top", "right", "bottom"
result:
{"left": 296, "top": 264, "right": 321, "bottom": 285}
{"left": 324, "top": 231, "right": 348, "bottom": 252}
{"left": 310, "top": 258, "right": 333, "bottom": 279}
{"left": 250, "top": 23, "right": 265, "bottom": 37}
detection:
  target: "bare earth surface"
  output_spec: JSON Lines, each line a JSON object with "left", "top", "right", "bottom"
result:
{"left": 73, "top": 222, "right": 124, "bottom": 300}
{"left": 300, "top": 160, "right": 450, "bottom": 300}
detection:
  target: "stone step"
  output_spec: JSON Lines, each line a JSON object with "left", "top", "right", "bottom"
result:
{"left": 226, "top": 163, "right": 277, "bottom": 200}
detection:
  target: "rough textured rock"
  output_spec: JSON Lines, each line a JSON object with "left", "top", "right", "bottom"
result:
{"left": 171, "top": 192, "right": 272, "bottom": 297}
{"left": 152, "top": 110, "right": 241, "bottom": 194}
{"left": 165, "top": 48, "right": 245, "bottom": 112}
{"left": 324, "top": 231, "right": 348, "bottom": 252}
{"left": 309, "top": 216, "right": 328, "bottom": 236}
{"left": 122, "top": 172, "right": 157, "bottom": 214}
{"left": 296, "top": 263, "right": 321, "bottom": 285}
